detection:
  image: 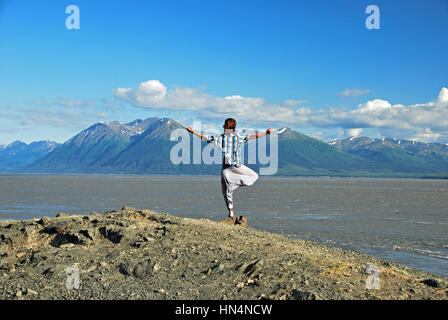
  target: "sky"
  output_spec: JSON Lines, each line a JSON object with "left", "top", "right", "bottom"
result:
{"left": 0, "top": 0, "right": 447, "bottom": 145}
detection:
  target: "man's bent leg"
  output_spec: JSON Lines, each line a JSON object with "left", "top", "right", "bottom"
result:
{"left": 230, "top": 164, "right": 259, "bottom": 187}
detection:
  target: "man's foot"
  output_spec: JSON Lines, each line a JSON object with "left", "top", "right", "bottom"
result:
{"left": 236, "top": 216, "right": 247, "bottom": 224}
{"left": 228, "top": 209, "right": 235, "bottom": 219}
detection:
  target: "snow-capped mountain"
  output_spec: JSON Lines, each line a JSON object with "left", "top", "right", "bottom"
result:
{"left": 8, "top": 119, "right": 448, "bottom": 178}
{"left": 329, "top": 136, "right": 448, "bottom": 157}
{"left": 328, "top": 136, "right": 448, "bottom": 174}
{"left": 0, "top": 140, "right": 60, "bottom": 171}
{"left": 24, "top": 117, "right": 185, "bottom": 173}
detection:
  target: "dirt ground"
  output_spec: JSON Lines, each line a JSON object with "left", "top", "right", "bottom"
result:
{"left": 1, "top": 207, "right": 447, "bottom": 300}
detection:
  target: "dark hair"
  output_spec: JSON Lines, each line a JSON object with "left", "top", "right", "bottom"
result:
{"left": 223, "top": 118, "right": 236, "bottom": 130}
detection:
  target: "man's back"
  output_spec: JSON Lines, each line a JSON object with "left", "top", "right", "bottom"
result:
{"left": 206, "top": 132, "right": 249, "bottom": 166}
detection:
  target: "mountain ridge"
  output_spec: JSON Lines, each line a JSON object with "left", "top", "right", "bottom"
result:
{"left": 3, "top": 118, "right": 448, "bottom": 178}
{"left": 0, "top": 140, "right": 59, "bottom": 172}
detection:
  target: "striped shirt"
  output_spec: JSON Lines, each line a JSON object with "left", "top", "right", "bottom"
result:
{"left": 206, "top": 132, "right": 249, "bottom": 166}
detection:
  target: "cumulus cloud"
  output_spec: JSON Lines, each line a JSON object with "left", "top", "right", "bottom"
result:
{"left": 113, "top": 80, "right": 448, "bottom": 142}
{"left": 410, "top": 128, "right": 442, "bottom": 142}
{"left": 438, "top": 87, "right": 448, "bottom": 103}
{"left": 113, "top": 80, "right": 317, "bottom": 126}
{"left": 338, "top": 88, "right": 372, "bottom": 97}
{"left": 283, "top": 99, "right": 308, "bottom": 107}
{"left": 346, "top": 128, "right": 363, "bottom": 137}
{"left": 336, "top": 87, "right": 448, "bottom": 141}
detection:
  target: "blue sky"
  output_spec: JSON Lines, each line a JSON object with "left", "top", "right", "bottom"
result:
{"left": 1, "top": 0, "right": 447, "bottom": 144}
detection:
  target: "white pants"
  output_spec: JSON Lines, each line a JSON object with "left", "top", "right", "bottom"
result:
{"left": 221, "top": 164, "right": 259, "bottom": 210}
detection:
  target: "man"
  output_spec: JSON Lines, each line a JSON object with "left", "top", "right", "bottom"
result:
{"left": 186, "top": 118, "right": 274, "bottom": 219}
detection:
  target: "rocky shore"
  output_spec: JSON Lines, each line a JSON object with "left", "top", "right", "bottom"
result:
{"left": 0, "top": 207, "right": 447, "bottom": 300}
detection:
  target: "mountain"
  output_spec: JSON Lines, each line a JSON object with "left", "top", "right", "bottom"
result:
{"left": 100, "top": 118, "right": 221, "bottom": 174}
{"left": 22, "top": 119, "right": 370, "bottom": 176}
{"left": 329, "top": 136, "right": 448, "bottom": 175}
{"left": 0, "top": 140, "right": 59, "bottom": 172}
{"left": 25, "top": 118, "right": 164, "bottom": 173}
{"left": 19, "top": 118, "right": 448, "bottom": 177}
{"left": 271, "top": 129, "right": 375, "bottom": 176}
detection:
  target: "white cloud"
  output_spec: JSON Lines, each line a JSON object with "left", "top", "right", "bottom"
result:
{"left": 438, "top": 87, "right": 448, "bottom": 104}
{"left": 356, "top": 99, "right": 392, "bottom": 113}
{"left": 113, "top": 80, "right": 448, "bottom": 142}
{"left": 40, "top": 98, "right": 94, "bottom": 108}
{"left": 346, "top": 128, "right": 363, "bottom": 137}
{"left": 283, "top": 99, "right": 308, "bottom": 107}
{"left": 338, "top": 88, "right": 372, "bottom": 97}
{"left": 113, "top": 80, "right": 316, "bottom": 126}
{"left": 410, "top": 128, "right": 442, "bottom": 142}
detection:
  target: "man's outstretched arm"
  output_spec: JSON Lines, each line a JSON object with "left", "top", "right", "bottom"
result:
{"left": 247, "top": 128, "right": 275, "bottom": 140}
{"left": 186, "top": 126, "right": 208, "bottom": 140}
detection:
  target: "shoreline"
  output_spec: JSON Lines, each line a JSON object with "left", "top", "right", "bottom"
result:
{"left": 2, "top": 172, "right": 448, "bottom": 180}
{"left": 1, "top": 207, "right": 447, "bottom": 300}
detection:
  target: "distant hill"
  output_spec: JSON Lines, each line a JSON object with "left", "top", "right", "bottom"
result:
{"left": 0, "top": 140, "right": 59, "bottom": 172}
{"left": 329, "top": 136, "right": 448, "bottom": 175}
{"left": 15, "top": 118, "right": 448, "bottom": 178}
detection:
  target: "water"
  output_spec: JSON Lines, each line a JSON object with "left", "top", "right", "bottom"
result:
{"left": 1, "top": 174, "right": 447, "bottom": 277}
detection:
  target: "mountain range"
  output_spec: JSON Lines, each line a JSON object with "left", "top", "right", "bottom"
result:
{"left": 329, "top": 136, "right": 448, "bottom": 175}
{"left": 0, "top": 140, "right": 59, "bottom": 171}
{"left": 2, "top": 117, "right": 448, "bottom": 178}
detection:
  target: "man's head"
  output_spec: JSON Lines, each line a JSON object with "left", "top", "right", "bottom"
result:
{"left": 223, "top": 118, "right": 236, "bottom": 132}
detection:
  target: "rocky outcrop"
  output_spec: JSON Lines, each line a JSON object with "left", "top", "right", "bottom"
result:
{"left": 0, "top": 207, "right": 447, "bottom": 300}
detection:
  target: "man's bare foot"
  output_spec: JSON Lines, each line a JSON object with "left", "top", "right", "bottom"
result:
{"left": 228, "top": 209, "right": 235, "bottom": 218}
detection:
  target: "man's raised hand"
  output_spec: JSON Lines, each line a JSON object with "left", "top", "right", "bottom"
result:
{"left": 186, "top": 126, "right": 194, "bottom": 133}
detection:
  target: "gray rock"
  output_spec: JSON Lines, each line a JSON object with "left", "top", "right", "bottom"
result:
{"left": 0, "top": 256, "right": 18, "bottom": 271}
{"left": 153, "top": 263, "right": 161, "bottom": 272}
{"left": 238, "top": 259, "right": 264, "bottom": 275}
{"left": 0, "top": 244, "right": 8, "bottom": 256}
{"left": 79, "top": 228, "right": 98, "bottom": 242}
{"left": 212, "top": 263, "right": 225, "bottom": 273}
{"left": 118, "top": 262, "right": 133, "bottom": 276}
{"left": 44, "top": 220, "right": 72, "bottom": 234}
{"left": 290, "top": 289, "right": 320, "bottom": 300}
{"left": 0, "top": 229, "right": 25, "bottom": 247}
{"left": 56, "top": 212, "right": 69, "bottom": 218}
{"left": 42, "top": 267, "right": 54, "bottom": 276}
{"left": 38, "top": 217, "right": 51, "bottom": 226}
{"left": 119, "top": 261, "right": 152, "bottom": 279}
{"left": 131, "top": 240, "right": 144, "bottom": 248}
{"left": 133, "top": 263, "right": 152, "bottom": 279}
{"left": 420, "top": 279, "right": 444, "bottom": 288}
{"left": 20, "top": 225, "right": 37, "bottom": 235}
{"left": 106, "top": 250, "right": 121, "bottom": 261}
{"left": 50, "top": 230, "right": 88, "bottom": 247}
{"left": 99, "top": 226, "right": 124, "bottom": 244}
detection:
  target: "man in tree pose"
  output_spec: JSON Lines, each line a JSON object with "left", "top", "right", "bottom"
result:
{"left": 187, "top": 118, "right": 274, "bottom": 220}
